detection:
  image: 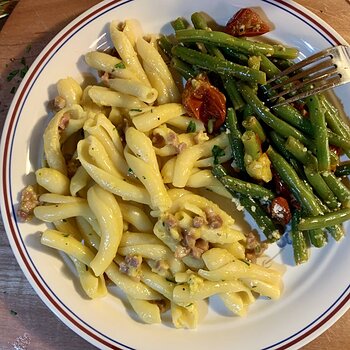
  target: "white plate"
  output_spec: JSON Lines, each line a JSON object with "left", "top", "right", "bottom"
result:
{"left": 1, "top": 0, "right": 350, "bottom": 349}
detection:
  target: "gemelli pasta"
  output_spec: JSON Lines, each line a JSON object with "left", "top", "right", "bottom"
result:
{"left": 18, "top": 14, "right": 284, "bottom": 329}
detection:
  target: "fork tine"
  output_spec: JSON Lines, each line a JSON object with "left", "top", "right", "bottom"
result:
{"left": 266, "top": 48, "right": 333, "bottom": 84}
{"left": 271, "top": 76, "right": 342, "bottom": 107}
{"left": 268, "top": 59, "right": 335, "bottom": 92}
{"left": 267, "top": 68, "right": 339, "bottom": 101}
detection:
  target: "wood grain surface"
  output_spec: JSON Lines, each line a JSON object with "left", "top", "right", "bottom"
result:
{"left": 0, "top": 1, "right": 349, "bottom": 349}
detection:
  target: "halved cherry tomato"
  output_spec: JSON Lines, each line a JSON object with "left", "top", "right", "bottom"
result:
{"left": 225, "top": 8, "right": 270, "bottom": 37}
{"left": 182, "top": 73, "right": 226, "bottom": 132}
{"left": 269, "top": 196, "right": 292, "bottom": 226}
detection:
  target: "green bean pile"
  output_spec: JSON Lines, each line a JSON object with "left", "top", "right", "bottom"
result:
{"left": 159, "top": 12, "right": 350, "bottom": 264}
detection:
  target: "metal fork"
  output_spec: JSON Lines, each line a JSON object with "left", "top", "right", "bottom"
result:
{"left": 265, "top": 45, "right": 350, "bottom": 107}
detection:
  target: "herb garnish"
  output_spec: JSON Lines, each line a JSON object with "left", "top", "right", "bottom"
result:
{"left": 186, "top": 120, "right": 196, "bottom": 133}
{"left": 114, "top": 62, "right": 126, "bottom": 69}
{"left": 212, "top": 145, "right": 225, "bottom": 165}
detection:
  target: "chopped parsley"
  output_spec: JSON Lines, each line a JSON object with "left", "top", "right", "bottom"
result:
{"left": 130, "top": 108, "right": 142, "bottom": 112}
{"left": 212, "top": 145, "right": 225, "bottom": 165}
{"left": 114, "top": 62, "right": 126, "bottom": 69}
{"left": 186, "top": 120, "right": 197, "bottom": 133}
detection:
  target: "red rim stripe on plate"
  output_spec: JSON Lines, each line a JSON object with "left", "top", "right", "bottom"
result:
{"left": 1, "top": 0, "right": 348, "bottom": 349}
{"left": 272, "top": 0, "right": 342, "bottom": 45}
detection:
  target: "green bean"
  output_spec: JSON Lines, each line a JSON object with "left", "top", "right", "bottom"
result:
{"left": 242, "top": 103, "right": 254, "bottom": 119}
{"left": 175, "top": 29, "right": 275, "bottom": 56}
{"left": 248, "top": 56, "right": 261, "bottom": 71}
{"left": 242, "top": 130, "right": 262, "bottom": 160}
{"left": 214, "top": 174, "right": 275, "bottom": 200}
{"left": 326, "top": 224, "right": 344, "bottom": 241}
{"left": 327, "top": 129, "right": 350, "bottom": 151}
{"left": 291, "top": 210, "right": 309, "bottom": 264}
{"left": 191, "top": 12, "right": 210, "bottom": 31}
{"left": 220, "top": 47, "right": 249, "bottom": 65}
{"left": 222, "top": 76, "right": 245, "bottom": 111}
{"left": 272, "top": 103, "right": 312, "bottom": 135}
{"left": 266, "top": 146, "right": 323, "bottom": 216}
{"left": 225, "top": 107, "right": 245, "bottom": 172}
{"left": 269, "top": 132, "right": 291, "bottom": 159}
{"left": 330, "top": 148, "right": 340, "bottom": 170}
{"left": 319, "top": 94, "right": 350, "bottom": 140}
{"left": 271, "top": 45, "right": 299, "bottom": 59}
{"left": 212, "top": 165, "right": 280, "bottom": 241}
{"left": 242, "top": 116, "right": 266, "bottom": 142}
{"left": 171, "top": 17, "right": 188, "bottom": 31}
{"left": 158, "top": 35, "right": 173, "bottom": 58}
{"left": 306, "top": 95, "right": 330, "bottom": 172}
{"left": 285, "top": 136, "right": 318, "bottom": 170}
{"left": 269, "top": 132, "right": 306, "bottom": 178}
{"left": 303, "top": 166, "right": 339, "bottom": 210}
{"left": 170, "top": 57, "right": 196, "bottom": 80}
{"left": 271, "top": 57, "right": 294, "bottom": 70}
{"left": 238, "top": 194, "right": 281, "bottom": 242}
{"left": 259, "top": 55, "right": 281, "bottom": 79}
{"left": 191, "top": 12, "right": 225, "bottom": 59}
{"left": 171, "top": 46, "right": 266, "bottom": 84}
{"left": 237, "top": 83, "right": 310, "bottom": 145}
{"left": 335, "top": 161, "right": 350, "bottom": 177}
{"left": 298, "top": 208, "right": 350, "bottom": 230}
{"left": 322, "top": 172, "right": 350, "bottom": 207}
{"left": 307, "top": 229, "right": 328, "bottom": 248}
{"left": 308, "top": 196, "right": 345, "bottom": 241}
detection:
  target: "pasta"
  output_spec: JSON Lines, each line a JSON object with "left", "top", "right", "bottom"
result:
{"left": 20, "top": 16, "right": 284, "bottom": 329}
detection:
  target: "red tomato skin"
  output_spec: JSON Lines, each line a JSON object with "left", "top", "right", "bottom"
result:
{"left": 225, "top": 8, "right": 270, "bottom": 37}
{"left": 182, "top": 74, "right": 226, "bottom": 131}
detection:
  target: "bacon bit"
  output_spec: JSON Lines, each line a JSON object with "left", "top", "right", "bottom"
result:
{"left": 269, "top": 197, "right": 292, "bottom": 226}
{"left": 152, "top": 130, "right": 186, "bottom": 154}
{"left": 176, "top": 142, "right": 187, "bottom": 153}
{"left": 204, "top": 208, "right": 223, "bottom": 229}
{"left": 245, "top": 231, "right": 268, "bottom": 263}
{"left": 66, "top": 158, "right": 81, "bottom": 178}
{"left": 174, "top": 245, "right": 191, "bottom": 259}
{"left": 100, "top": 71, "right": 110, "bottom": 82}
{"left": 119, "top": 254, "right": 142, "bottom": 281}
{"left": 163, "top": 213, "right": 178, "bottom": 229}
{"left": 182, "top": 73, "right": 226, "bottom": 132}
{"left": 18, "top": 185, "right": 40, "bottom": 221}
{"left": 192, "top": 215, "right": 206, "bottom": 228}
{"left": 180, "top": 228, "right": 209, "bottom": 259}
{"left": 152, "top": 133, "right": 165, "bottom": 148}
{"left": 53, "top": 95, "right": 66, "bottom": 110}
{"left": 58, "top": 112, "right": 70, "bottom": 131}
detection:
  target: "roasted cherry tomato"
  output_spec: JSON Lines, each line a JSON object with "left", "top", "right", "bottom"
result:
{"left": 269, "top": 196, "right": 292, "bottom": 226}
{"left": 182, "top": 73, "right": 226, "bottom": 132}
{"left": 225, "top": 8, "right": 270, "bottom": 37}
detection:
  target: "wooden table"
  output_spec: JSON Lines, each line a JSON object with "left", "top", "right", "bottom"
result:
{"left": 0, "top": 0, "right": 349, "bottom": 349}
